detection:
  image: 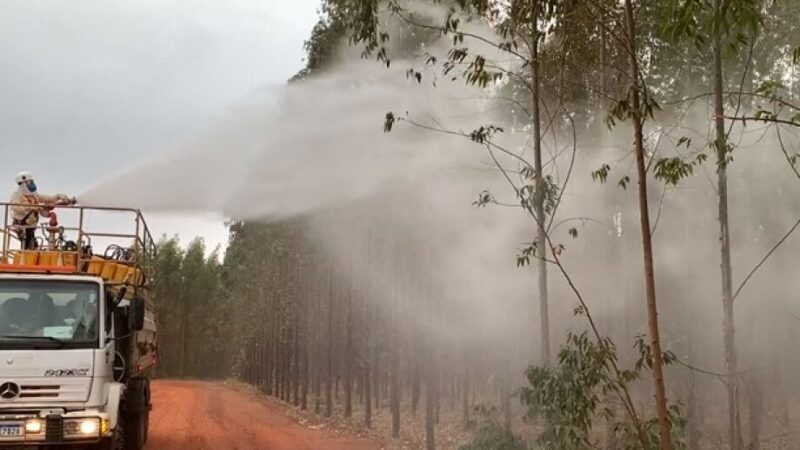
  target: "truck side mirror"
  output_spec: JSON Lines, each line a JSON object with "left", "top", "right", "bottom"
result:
{"left": 128, "top": 297, "right": 145, "bottom": 331}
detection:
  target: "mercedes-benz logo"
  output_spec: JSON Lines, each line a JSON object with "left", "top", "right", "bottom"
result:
{"left": 0, "top": 382, "right": 20, "bottom": 400}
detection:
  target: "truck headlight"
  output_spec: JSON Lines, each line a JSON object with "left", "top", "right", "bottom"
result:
{"left": 79, "top": 419, "right": 98, "bottom": 435}
{"left": 63, "top": 418, "right": 101, "bottom": 439}
{"left": 24, "top": 419, "right": 43, "bottom": 434}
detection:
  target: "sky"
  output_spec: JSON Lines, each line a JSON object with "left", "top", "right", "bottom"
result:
{"left": 0, "top": 0, "right": 320, "bottom": 252}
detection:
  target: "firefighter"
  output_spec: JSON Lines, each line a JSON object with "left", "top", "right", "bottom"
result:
{"left": 9, "top": 171, "right": 75, "bottom": 250}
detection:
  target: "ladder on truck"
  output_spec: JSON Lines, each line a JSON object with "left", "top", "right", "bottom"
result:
{"left": 0, "top": 203, "right": 156, "bottom": 300}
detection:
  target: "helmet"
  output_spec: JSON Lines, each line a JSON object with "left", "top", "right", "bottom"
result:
{"left": 15, "top": 171, "right": 34, "bottom": 185}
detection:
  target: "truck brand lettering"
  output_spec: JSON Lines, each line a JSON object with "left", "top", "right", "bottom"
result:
{"left": 44, "top": 368, "right": 90, "bottom": 377}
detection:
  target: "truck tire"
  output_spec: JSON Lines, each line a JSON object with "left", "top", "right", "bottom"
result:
{"left": 124, "top": 378, "right": 149, "bottom": 450}
{"left": 124, "top": 412, "right": 146, "bottom": 450}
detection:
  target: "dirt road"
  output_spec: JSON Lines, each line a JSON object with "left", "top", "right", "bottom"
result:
{"left": 145, "top": 380, "right": 382, "bottom": 450}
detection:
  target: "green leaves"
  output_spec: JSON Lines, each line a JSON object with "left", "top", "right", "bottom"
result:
{"left": 634, "top": 334, "right": 678, "bottom": 372}
{"left": 607, "top": 88, "right": 661, "bottom": 128}
{"left": 154, "top": 236, "right": 225, "bottom": 378}
{"left": 468, "top": 125, "right": 504, "bottom": 144}
{"left": 459, "top": 406, "right": 527, "bottom": 450}
{"left": 473, "top": 190, "right": 494, "bottom": 208}
{"left": 521, "top": 331, "right": 612, "bottom": 450}
{"left": 519, "top": 174, "right": 559, "bottom": 216}
{"left": 406, "top": 69, "right": 423, "bottom": 83}
{"left": 383, "top": 112, "right": 396, "bottom": 132}
{"left": 444, "top": 47, "right": 503, "bottom": 87}
{"left": 756, "top": 80, "right": 786, "bottom": 97}
{"left": 592, "top": 164, "right": 611, "bottom": 184}
{"left": 662, "top": 0, "right": 705, "bottom": 46}
{"left": 522, "top": 332, "right": 688, "bottom": 450}
{"left": 663, "top": 0, "right": 763, "bottom": 53}
{"left": 654, "top": 157, "right": 695, "bottom": 185}
{"left": 516, "top": 241, "right": 538, "bottom": 267}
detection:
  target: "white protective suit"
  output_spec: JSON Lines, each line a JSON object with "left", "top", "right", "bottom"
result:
{"left": 9, "top": 185, "right": 68, "bottom": 227}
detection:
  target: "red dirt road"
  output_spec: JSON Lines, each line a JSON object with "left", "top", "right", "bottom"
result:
{"left": 145, "top": 380, "right": 382, "bottom": 450}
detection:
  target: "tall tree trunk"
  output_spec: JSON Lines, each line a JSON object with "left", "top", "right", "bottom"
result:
{"left": 301, "top": 334, "right": 309, "bottom": 410}
{"left": 685, "top": 217, "right": 700, "bottom": 450}
{"left": 600, "top": 5, "right": 608, "bottom": 102}
{"left": 178, "top": 298, "right": 188, "bottom": 377}
{"left": 501, "top": 383, "right": 511, "bottom": 432}
{"left": 462, "top": 362, "right": 470, "bottom": 430}
{"left": 531, "top": 15, "right": 550, "bottom": 367}
{"left": 712, "top": 0, "right": 743, "bottom": 448}
{"left": 276, "top": 338, "right": 283, "bottom": 399}
{"left": 605, "top": 392, "right": 618, "bottom": 450}
{"left": 285, "top": 335, "right": 293, "bottom": 402}
{"left": 391, "top": 356, "right": 400, "bottom": 437}
{"left": 293, "top": 325, "right": 300, "bottom": 406}
{"left": 325, "top": 267, "right": 334, "bottom": 418}
{"left": 314, "top": 291, "right": 322, "bottom": 415}
{"left": 746, "top": 374, "right": 762, "bottom": 450}
{"left": 623, "top": 1, "right": 673, "bottom": 448}
{"left": 265, "top": 326, "right": 273, "bottom": 395}
{"left": 434, "top": 369, "right": 440, "bottom": 426}
{"left": 375, "top": 366, "right": 381, "bottom": 411}
{"left": 344, "top": 297, "right": 353, "bottom": 418}
{"left": 412, "top": 362, "right": 421, "bottom": 416}
{"left": 425, "top": 348, "right": 436, "bottom": 450}
{"left": 390, "top": 294, "right": 400, "bottom": 438}
{"left": 364, "top": 361, "right": 372, "bottom": 428}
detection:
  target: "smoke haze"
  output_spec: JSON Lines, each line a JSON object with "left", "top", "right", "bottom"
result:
{"left": 80, "top": 9, "right": 800, "bottom": 443}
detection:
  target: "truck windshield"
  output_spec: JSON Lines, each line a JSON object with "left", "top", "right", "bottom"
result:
{"left": 0, "top": 280, "right": 100, "bottom": 349}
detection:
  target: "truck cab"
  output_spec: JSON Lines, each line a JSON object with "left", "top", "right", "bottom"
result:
{"left": 0, "top": 204, "right": 158, "bottom": 449}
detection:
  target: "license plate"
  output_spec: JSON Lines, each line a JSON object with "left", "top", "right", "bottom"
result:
{"left": 0, "top": 423, "right": 22, "bottom": 437}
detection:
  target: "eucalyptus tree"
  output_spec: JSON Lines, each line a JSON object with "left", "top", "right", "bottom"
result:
{"left": 325, "top": 1, "right": 683, "bottom": 448}
{"left": 326, "top": 0, "right": 577, "bottom": 371}
{"left": 663, "top": 1, "right": 764, "bottom": 448}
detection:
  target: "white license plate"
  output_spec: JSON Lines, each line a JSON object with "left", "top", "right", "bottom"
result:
{"left": 0, "top": 423, "right": 22, "bottom": 437}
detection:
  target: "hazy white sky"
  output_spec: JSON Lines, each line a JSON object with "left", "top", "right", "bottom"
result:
{"left": 0, "top": 0, "right": 320, "bottom": 250}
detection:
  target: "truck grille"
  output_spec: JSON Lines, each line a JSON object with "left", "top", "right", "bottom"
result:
{"left": 0, "top": 379, "right": 90, "bottom": 403}
{"left": 19, "top": 385, "right": 60, "bottom": 399}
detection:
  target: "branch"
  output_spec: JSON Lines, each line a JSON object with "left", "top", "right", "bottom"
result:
{"left": 669, "top": 90, "right": 800, "bottom": 113}
{"left": 402, "top": 115, "right": 535, "bottom": 170}
{"left": 393, "top": 10, "right": 533, "bottom": 68}
{"left": 726, "top": 38, "right": 756, "bottom": 140}
{"left": 674, "top": 359, "right": 728, "bottom": 381}
{"left": 775, "top": 125, "right": 800, "bottom": 181}
{"left": 546, "top": 109, "right": 578, "bottom": 232}
{"left": 650, "top": 186, "right": 669, "bottom": 236}
{"left": 727, "top": 116, "right": 799, "bottom": 127}
{"left": 732, "top": 216, "right": 800, "bottom": 302}
{"left": 550, "top": 217, "right": 615, "bottom": 234}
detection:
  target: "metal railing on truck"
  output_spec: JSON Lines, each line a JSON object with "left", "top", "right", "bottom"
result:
{"left": 0, "top": 203, "right": 156, "bottom": 298}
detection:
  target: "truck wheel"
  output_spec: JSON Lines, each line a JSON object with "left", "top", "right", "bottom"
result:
{"left": 124, "top": 377, "right": 149, "bottom": 450}
{"left": 124, "top": 411, "right": 146, "bottom": 450}
{"left": 142, "top": 406, "right": 150, "bottom": 444}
